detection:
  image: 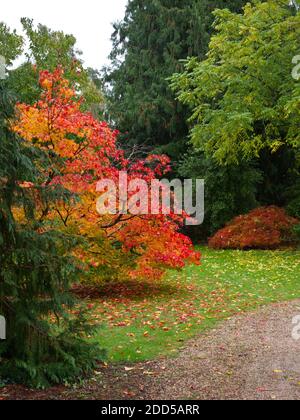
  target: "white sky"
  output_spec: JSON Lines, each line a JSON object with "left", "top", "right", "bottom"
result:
{"left": 2, "top": 0, "right": 128, "bottom": 70}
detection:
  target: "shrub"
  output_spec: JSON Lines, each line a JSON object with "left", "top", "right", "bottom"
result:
{"left": 179, "top": 152, "right": 261, "bottom": 238}
{"left": 208, "top": 206, "right": 299, "bottom": 250}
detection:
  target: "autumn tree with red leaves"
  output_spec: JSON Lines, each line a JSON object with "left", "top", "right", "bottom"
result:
{"left": 14, "top": 68, "right": 200, "bottom": 284}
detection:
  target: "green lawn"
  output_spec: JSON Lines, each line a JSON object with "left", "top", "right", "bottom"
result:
{"left": 89, "top": 248, "right": 300, "bottom": 363}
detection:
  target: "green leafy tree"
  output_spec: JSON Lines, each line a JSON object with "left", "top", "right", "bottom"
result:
{"left": 171, "top": 0, "right": 300, "bottom": 164}
{"left": 104, "top": 0, "right": 248, "bottom": 159}
{"left": 171, "top": 0, "right": 300, "bottom": 237}
{"left": 0, "top": 81, "right": 100, "bottom": 388}
{"left": 0, "top": 23, "right": 23, "bottom": 65}
{"left": 5, "top": 19, "right": 103, "bottom": 114}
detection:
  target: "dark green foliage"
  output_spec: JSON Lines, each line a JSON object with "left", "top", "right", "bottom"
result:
{"left": 286, "top": 178, "right": 300, "bottom": 242}
{"left": 104, "top": 0, "right": 249, "bottom": 156}
{"left": 287, "top": 194, "right": 300, "bottom": 220}
{"left": 290, "top": 183, "right": 300, "bottom": 241}
{"left": 179, "top": 147, "right": 298, "bottom": 239}
{"left": 293, "top": 224, "right": 300, "bottom": 242}
{"left": 257, "top": 147, "right": 298, "bottom": 207}
{"left": 0, "top": 81, "right": 102, "bottom": 389}
{"left": 179, "top": 152, "right": 261, "bottom": 237}
{"left": 6, "top": 62, "right": 42, "bottom": 106}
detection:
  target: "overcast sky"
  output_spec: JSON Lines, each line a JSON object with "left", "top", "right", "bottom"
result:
{"left": 2, "top": 0, "right": 128, "bottom": 70}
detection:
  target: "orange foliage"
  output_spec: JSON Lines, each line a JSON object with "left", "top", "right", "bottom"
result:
{"left": 14, "top": 68, "right": 200, "bottom": 282}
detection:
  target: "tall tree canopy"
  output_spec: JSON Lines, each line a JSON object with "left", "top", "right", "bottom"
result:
{"left": 170, "top": 0, "right": 300, "bottom": 237}
{"left": 171, "top": 0, "right": 300, "bottom": 164}
{"left": 104, "top": 0, "right": 248, "bottom": 158}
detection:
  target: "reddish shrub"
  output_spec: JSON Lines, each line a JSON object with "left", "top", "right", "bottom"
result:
{"left": 208, "top": 206, "right": 299, "bottom": 250}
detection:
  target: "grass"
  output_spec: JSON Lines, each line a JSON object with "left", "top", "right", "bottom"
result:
{"left": 88, "top": 247, "right": 300, "bottom": 363}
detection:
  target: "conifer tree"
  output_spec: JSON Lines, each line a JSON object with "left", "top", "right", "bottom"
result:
{"left": 104, "top": 0, "right": 248, "bottom": 158}
{"left": 0, "top": 80, "right": 100, "bottom": 388}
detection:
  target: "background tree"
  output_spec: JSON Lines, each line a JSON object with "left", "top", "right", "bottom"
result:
{"left": 171, "top": 0, "right": 300, "bottom": 163}
{"left": 1, "top": 19, "right": 103, "bottom": 115}
{"left": 171, "top": 0, "right": 300, "bottom": 237}
{"left": 104, "top": 0, "right": 248, "bottom": 161}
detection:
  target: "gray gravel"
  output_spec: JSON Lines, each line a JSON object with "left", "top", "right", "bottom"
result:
{"left": 143, "top": 300, "right": 300, "bottom": 400}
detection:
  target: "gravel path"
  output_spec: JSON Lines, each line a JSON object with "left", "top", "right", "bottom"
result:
{"left": 2, "top": 300, "right": 300, "bottom": 400}
{"left": 143, "top": 300, "right": 300, "bottom": 400}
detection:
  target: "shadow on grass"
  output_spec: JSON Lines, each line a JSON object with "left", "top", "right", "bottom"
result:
{"left": 72, "top": 279, "right": 183, "bottom": 301}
